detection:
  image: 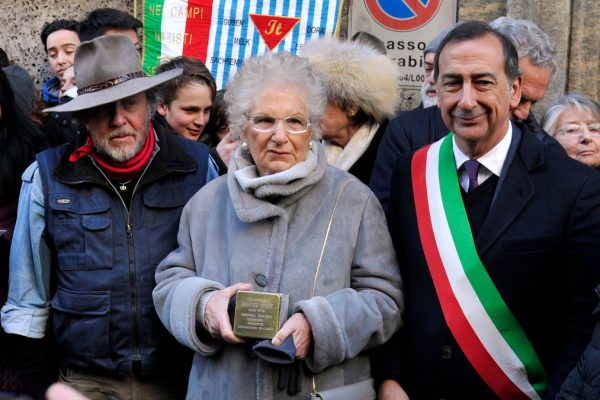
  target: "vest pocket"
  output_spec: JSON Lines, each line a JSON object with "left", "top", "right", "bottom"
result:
{"left": 53, "top": 215, "right": 113, "bottom": 270}
{"left": 50, "top": 192, "right": 113, "bottom": 271}
{"left": 51, "top": 287, "right": 111, "bottom": 360}
{"left": 82, "top": 215, "right": 113, "bottom": 269}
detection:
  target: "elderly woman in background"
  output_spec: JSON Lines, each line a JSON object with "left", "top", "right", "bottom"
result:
{"left": 542, "top": 94, "right": 600, "bottom": 169}
{"left": 301, "top": 37, "right": 400, "bottom": 184}
{"left": 152, "top": 52, "right": 403, "bottom": 399}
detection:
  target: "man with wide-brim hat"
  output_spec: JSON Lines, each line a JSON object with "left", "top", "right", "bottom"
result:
{"left": 1, "top": 34, "right": 217, "bottom": 400}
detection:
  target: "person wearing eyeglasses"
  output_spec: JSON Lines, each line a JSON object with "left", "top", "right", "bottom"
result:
{"left": 542, "top": 94, "right": 600, "bottom": 169}
{"left": 152, "top": 52, "right": 403, "bottom": 400}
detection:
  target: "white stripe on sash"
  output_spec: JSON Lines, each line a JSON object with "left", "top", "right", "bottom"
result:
{"left": 425, "top": 140, "right": 541, "bottom": 399}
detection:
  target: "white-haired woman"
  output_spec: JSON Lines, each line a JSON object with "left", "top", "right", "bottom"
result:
{"left": 301, "top": 37, "right": 401, "bottom": 184}
{"left": 152, "top": 52, "right": 403, "bottom": 399}
{"left": 542, "top": 94, "right": 600, "bottom": 169}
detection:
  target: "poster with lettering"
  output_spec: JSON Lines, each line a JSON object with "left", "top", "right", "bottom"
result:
{"left": 143, "top": 0, "right": 343, "bottom": 89}
{"left": 349, "top": 0, "right": 457, "bottom": 90}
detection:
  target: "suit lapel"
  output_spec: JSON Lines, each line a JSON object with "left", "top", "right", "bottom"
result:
{"left": 475, "top": 123, "right": 543, "bottom": 257}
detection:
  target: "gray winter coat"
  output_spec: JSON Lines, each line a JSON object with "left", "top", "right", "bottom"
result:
{"left": 153, "top": 145, "right": 403, "bottom": 399}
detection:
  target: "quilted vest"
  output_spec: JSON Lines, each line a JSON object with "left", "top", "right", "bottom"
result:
{"left": 36, "top": 133, "right": 208, "bottom": 375}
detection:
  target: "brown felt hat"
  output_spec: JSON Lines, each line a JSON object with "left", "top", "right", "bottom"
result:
{"left": 45, "top": 34, "right": 182, "bottom": 112}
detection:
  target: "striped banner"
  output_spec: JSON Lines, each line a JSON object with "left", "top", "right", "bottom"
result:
{"left": 142, "top": 0, "right": 342, "bottom": 89}
{"left": 411, "top": 135, "right": 547, "bottom": 399}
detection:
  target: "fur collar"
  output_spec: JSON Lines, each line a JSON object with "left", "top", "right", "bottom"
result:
{"left": 228, "top": 142, "right": 327, "bottom": 222}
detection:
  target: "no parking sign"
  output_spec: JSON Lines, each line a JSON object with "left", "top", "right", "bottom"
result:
{"left": 365, "top": 0, "right": 440, "bottom": 31}
{"left": 350, "top": 0, "right": 457, "bottom": 93}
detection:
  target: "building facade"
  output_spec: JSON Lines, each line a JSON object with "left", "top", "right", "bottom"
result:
{"left": 1, "top": 0, "right": 598, "bottom": 113}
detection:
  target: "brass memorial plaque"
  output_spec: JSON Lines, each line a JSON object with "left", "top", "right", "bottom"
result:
{"left": 233, "top": 291, "right": 289, "bottom": 340}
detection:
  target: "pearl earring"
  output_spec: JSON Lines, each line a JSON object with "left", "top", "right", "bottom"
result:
{"left": 308, "top": 141, "right": 313, "bottom": 150}
{"left": 241, "top": 142, "right": 248, "bottom": 151}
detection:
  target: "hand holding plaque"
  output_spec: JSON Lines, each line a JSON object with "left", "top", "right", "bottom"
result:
{"left": 231, "top": 291, "right": 289, "bottom": 340}
{"left": 228, "top": 291, "right": 297, "bottom": 365}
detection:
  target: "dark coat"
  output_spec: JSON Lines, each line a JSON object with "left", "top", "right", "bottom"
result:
{"left": 556, "top": 285, "right": 600, "bottom": 400}
{"left": 368, "top": 107, "right": 564, "bottom": 213}
{"left": 369, "top": 106, "right": 448, "bottom": 212}
{"left": 373, "top": 124, "right": 600, "bottom": 399}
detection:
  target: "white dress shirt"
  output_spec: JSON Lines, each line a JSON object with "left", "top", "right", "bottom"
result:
{"left": 453, "top": 124, "right": 513, "bottom": 192}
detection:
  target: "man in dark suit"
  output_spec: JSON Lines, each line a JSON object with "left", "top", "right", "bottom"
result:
{"left": 370, "top": 18, "right": 561, "bottom": 213}
{"left": 374, "top": 21, "right": 600, "bottom": 400}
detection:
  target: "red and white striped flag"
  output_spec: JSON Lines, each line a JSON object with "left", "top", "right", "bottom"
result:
{"left": 142, "top": 0, "right": 343, "bottom": 88}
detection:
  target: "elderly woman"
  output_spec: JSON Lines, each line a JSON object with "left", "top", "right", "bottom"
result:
{"left": 301, "top": 37, "right": 400, "bottom": 184}
{"left": 542, "top": 94, "right": 600, "bottom": 169}
{"left": 152, "top": 52, "right": 403, "bottom": 399}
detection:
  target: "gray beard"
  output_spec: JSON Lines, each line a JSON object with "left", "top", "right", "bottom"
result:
{"left": 420, "top": 83, "right": 438, "bottom": 108}
{"left": 93, "top": 127, "right": 148, "bottom": 163}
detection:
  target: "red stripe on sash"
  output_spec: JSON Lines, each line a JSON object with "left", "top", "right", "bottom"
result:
{"left": 411, "top": 146, "right": 529, "bottom": 400}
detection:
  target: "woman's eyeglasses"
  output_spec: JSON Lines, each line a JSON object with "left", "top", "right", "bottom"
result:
{"left": 558, "top": 123, "right": 600, "bottom": 137}
{"left": 247, "top": 115, "right": 311, "bottom": 135}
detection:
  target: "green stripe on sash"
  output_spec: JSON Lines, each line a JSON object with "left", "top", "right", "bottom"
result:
{"left": 438, "top": 134, "right": 547, "bottom": 394}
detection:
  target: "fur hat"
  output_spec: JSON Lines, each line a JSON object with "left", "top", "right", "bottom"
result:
{"left": 301, "top": 37, "right": 400, "bottom": 123}
{"left": 46, "top": 34, "right": 182, "bottom": 113}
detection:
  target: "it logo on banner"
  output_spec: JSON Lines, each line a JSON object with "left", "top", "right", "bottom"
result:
{"left": 249, "top": 14, "right": 300, "bottom": 51}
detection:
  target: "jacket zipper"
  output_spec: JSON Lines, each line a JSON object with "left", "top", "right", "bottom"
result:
{"left": 89, "top": 151, "right": 157, "bottom": 369}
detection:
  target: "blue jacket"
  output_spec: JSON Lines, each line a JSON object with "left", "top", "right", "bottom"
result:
{"left": 42, "top": 77, "right": 61, "bottom": 106}
{"left": 6, "top": 124, "right": 208, "bottom": 376}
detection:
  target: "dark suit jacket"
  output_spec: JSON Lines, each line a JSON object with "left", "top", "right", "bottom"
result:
{"left": 373, "top": 124, "right": 600, "bottom": 399}
{"left": 369, "top": 106, "right": 448, "bottom": 212}
{"left": 556, "top": 285, "right": 600, "bottom": 400}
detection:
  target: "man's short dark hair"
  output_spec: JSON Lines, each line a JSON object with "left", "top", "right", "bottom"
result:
{"left": 40, "top": 19, "right": 81, "bottom": 50}
{"left": 434, "top": 20, "right": 521, "bottom": 84}
{"left": 80, "top": 8, "right": 143, "bottom": 41}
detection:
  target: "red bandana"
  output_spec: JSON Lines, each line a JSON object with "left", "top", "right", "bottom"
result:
{"left": 69, "top": 123, "right": 156, "bottom": 180}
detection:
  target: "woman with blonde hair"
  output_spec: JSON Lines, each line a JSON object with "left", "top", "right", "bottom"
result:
{"left": 542, "top": 94, "right": 600, "bottom": 169}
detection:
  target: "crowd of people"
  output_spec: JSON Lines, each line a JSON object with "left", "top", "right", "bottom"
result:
{"left": 1, "top": 6, "right": 600, "bottom": 400}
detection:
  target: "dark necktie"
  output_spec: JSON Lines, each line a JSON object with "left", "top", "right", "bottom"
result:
{"left": 464, "top": 159, "right": 480, "bottom": 192}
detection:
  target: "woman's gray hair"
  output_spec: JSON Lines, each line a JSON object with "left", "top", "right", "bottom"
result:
{"left": 541, "top": 94, "right": 600, "bottom": 136}
{"left": 224, "top": 51, "right": 326, "bottom": 140}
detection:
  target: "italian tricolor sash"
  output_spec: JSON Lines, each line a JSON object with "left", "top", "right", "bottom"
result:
{"left": 411, "top": 134, "right": 547, "bottom": 399}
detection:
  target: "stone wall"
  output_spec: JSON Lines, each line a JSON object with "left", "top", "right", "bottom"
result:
{"left": 459, "top": 0, "right": 600, "bottom": 116}
{"left": 0, "top": 0, "right": 135, "bottom": 86}
{"left": 1, "top": 0, "right": 599, "bottom": 114}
